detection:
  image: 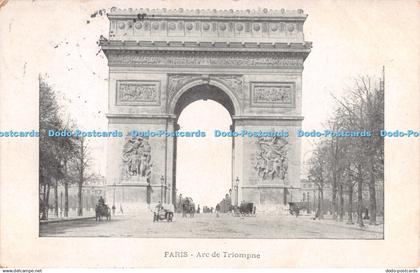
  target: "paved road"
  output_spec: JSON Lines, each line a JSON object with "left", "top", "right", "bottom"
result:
{"left": 40, "top": 213, "right": 383, "bottom": 239}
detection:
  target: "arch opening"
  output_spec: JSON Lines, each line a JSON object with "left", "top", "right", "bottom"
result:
{"left": 172, "top": 84, "right": 235, "bottom": 210}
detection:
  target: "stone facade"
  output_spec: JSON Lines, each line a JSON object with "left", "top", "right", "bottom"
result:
{"left": 100, "top": 7, "right": 311, "bottom": 213}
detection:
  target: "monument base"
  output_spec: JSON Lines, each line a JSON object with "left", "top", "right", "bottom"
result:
{"left": 241, "top": 186, "right": 301, "bottom": 215}
{"left": 105, "top": 183, "right": 169, "bottom": 215}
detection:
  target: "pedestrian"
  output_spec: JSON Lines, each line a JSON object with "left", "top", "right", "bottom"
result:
{"left": 156, "top": 201, "right": 163, "bottom": 212}
{"left": 182, "top": 203, "right": 187, "bottom": 218}
{"left": 197, "top": 204, "right": 200, "bottom": 214}
{"left": 165, "top": 203, "right": 174, "bottom": 220}
{"left": 215, "top": 204, "right": 220, "bottom": 218}
{"left": 363, "top": 207, "right": 369, "bottom": 220}
{"left": 112, "top": 205, "right": 116, "bottom": 215}
{"left": 119, "top": 204, "right": 124, "bottom": 214}
{"left": 98, "top": 196, "right": 105, "bottom": 206}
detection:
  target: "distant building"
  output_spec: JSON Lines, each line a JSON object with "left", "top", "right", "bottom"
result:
{"left": 47, "top": 175, "right": 107, "bottom": 217}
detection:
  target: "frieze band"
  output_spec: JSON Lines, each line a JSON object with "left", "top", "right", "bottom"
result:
{"left": 108, "top": 51, "right": 304, "bottom": 68}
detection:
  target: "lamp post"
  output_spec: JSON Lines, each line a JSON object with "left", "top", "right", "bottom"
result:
{"left": 164, "top": 176, "right": 167, "bottom": 203}
{"left": 60, "top": 191, "right": 63, "bottom": 218}
{"left": 160, "top": 176, "right": 165, "bottom": 203}
{"left": 121, "top": 183, "right": 124, "bottom": 214}
{"left": 313, "top": 189, "right": 316, "bottom": 213}
{"left": 168, "top": 183, "right": 171, "bottom": 204}
{"left": 290, "top": 186, "right": 293, "bottom": 202}
{"left": 307, "top": 191, "right": 310, "bottom": 213}
{"left": 235, "top": 177, "right": 239, "bottom": 206}
{"left": 112, "top": 181, "right": 116, "bottom": 208}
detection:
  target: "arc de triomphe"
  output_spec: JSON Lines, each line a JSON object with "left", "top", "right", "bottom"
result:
{"left": 100, "top": 7, "right": 311, "bottom": 213}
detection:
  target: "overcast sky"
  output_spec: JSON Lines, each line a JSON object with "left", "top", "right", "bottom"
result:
{"left": 4, "top": 0, "right": 416, "bottom": 206}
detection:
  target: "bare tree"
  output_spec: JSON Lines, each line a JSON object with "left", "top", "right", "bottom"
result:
{"left": 332, "top": 75, "right": 384, "bottom": 225}
{"left": 73, "top": 137, "right": 91, "bottom": 216}
{"left": 39, "top": 75, "right": 86, "bottom": 220}
{"left": 324, "top": 119, "right": 347, "bottom": 220}
{"left": 308, "top": 144, "right": 329, "bottom": 219}
{"left": 39, "top": 75, "right": 66, "bottom": 220}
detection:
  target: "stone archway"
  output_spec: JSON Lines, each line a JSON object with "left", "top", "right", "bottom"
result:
{"left": 100, "top": 7, "right": 311, "bottom": 213}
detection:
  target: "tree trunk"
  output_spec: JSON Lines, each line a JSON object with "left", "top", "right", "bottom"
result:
{"left": 339, "top": 184, "right": 344, "bottom": 222}
{"left": 315, "top": 191, "right": 320, "bottom": 218}
{"left": 347, "top": 184, "right": 353, "bottom": 224}
{"left": 77, "top": 181, "right": 83, "bottom": 216}
{"left": 64, "top": 180, "right": 69, "bottom": 217}
{"left": 368, "top": 160, "right": 377, "bottom": 225}
{"left": 319, "top": 188, "right": 324, "bottom": 219}
{"left": 357, "top": 172, "right": 364, "bottom": 227}
{"left": 332, "top": 171, "right": 338, "bottom": 220}
{"left": 45, "top": 182, "right": 51, "bottom": 220}
{"left": 54, "top": 178, "right": 59, "bottom": 217}
{"left": 41, "top": 183, "right": 48, "bottom": 220}
{"left": 77, "top": 140, "right": 84, "bottom": 217}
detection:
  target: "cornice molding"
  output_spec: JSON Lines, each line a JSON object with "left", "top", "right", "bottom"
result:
{"left": 106, "top": 113, "right": 177, "bottom": 120}
{"left": 100, "top": 40, "right": 312, "bottom": 54}
{"left": 108, "top": 7, "right": 308, "bottom": 19}
{"left": 105, "top": 8, "right": 310, "bottom": 43}
{"left": 232, "top": 115, "right": 304, "bottom": 121}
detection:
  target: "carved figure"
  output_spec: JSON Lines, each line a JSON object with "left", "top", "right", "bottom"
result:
{"left": 122, "top": 137, "right": 153, "bottom": 178}
{"left": 255, "top": 136, "right": 288, "bottom": 180}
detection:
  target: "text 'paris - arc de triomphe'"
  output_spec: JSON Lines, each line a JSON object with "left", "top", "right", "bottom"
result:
{"left": 99, "top": 7, "right": 312, "bottom": 213}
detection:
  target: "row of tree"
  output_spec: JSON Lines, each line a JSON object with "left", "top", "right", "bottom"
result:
{"left": 39, "top": 76, "right": 91, "bottom": 220}
{"left": 307, "top": 74, "right": 384, "bottom": 226}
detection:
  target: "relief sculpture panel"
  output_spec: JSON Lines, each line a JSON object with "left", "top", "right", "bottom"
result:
{"left": 254, "top": 136, "right": 288, "bottom": 181}
{"left": 116, "top": 80, "right": 161, "bottom": 106}
{"left": 121, "top": 136, "right": 153, "bottom": 180}
{"left": 250, "top": 82, "right": 295, "bottom": 108}
{"left": 215, "top": 75, "right": 243, "bottom": 98}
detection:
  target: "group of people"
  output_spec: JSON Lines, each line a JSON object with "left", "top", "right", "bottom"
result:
{"left": 155, "top": 201, "right": 174, "bottom": 213}
{"left": 154, "top": 201, "right": 175, "bottom": 221}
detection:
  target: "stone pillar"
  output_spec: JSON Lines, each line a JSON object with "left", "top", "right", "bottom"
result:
{"left": 105, "top": 115, "right": 174, "bottom": 214}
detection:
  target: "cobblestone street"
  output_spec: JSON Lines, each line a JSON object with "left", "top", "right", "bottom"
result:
{"left": 40, "top": 213, "right": 383, "bottom": 239}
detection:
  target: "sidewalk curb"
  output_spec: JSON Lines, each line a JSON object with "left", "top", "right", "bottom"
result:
{"left": 299, "top": 217, "right": 384, "bottom": 234}
{"left": 40, "top": 216, "right": 96, "bottom": 224}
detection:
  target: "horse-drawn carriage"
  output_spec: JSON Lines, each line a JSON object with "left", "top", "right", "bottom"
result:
{"left": 153, "top": 203, "right": 174, "bottom": 222}
{"left": 95, "top": 203, "right": 111, "bottom": 221}
{"left": 288, "top": 202, "right": 308, "bottom": 217}
{"left": 233, "top": 202, "right": 256, "bottom": 217}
